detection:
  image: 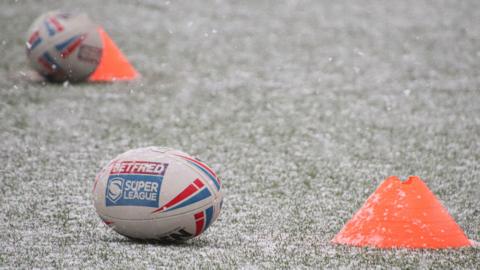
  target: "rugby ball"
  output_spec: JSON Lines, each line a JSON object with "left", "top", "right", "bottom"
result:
{"left": 93, "top": 147, "right": 224, "bottom": 241}
{"left": 25, "top": 10, "right": 102, "bottom": 82}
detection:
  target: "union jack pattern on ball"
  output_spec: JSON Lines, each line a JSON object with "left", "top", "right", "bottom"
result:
{"left": 37, "top": 52, "right": 60, "bottom": 73}
{"left": 174, "top": 154, "right": 222, "bottom": 191}
{"left": 55, "top": 34, "right": 86, "bottom": 58}
{"left": 194, "top": 206, "right": 214, "bottom": 236}
{"left": 151, "top": 178, "right": 211, "bottom": 213}
{"left": 44, "top": 16, "right": 64, "bottom": 36}
{"left": 26, "top": 31, "right": 42, "bottom": 53}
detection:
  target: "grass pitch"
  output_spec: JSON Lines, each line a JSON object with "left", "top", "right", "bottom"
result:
{"left": 1, "top": 0, "right": 479, "bottom": 268}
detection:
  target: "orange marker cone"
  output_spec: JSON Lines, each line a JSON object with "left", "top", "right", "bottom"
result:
{"left": 89, "top": 27, "right": 139, "bottom": 82}
{"left": 332, "top": 176, "right": 472, "bottom": 249}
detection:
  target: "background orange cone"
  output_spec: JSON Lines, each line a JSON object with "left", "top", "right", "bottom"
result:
{"left": 332, "top": 176, "right": 472, "bottom": 249}
{"left": 89, "top": 27, "right": 139, "bottom": 82}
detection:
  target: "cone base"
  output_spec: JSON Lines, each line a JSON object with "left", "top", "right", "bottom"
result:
{"left": 332, "top": 238, "right": 473, "bottom": 249}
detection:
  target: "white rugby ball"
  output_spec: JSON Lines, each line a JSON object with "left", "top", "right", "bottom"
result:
{"left": 25, "top": 11, "right": 102, "bottom": 82}
{"left": 93, "top": 147, "right": 224, "bottom": 241}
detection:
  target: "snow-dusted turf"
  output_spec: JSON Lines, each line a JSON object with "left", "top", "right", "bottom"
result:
{"left": 1, "top": 0, "right": 479, "bottom": 268}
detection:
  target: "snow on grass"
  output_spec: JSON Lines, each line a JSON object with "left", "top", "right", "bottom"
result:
{"left": 1, "top": 0, "right": 479, "bottom": 268}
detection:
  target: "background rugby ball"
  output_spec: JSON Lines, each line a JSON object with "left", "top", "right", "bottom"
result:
{"left": 25, "top": 10, "right": 102, "bottom": 82}
{"left": 93, "top": 147, "right": 224, "bottom": 241}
